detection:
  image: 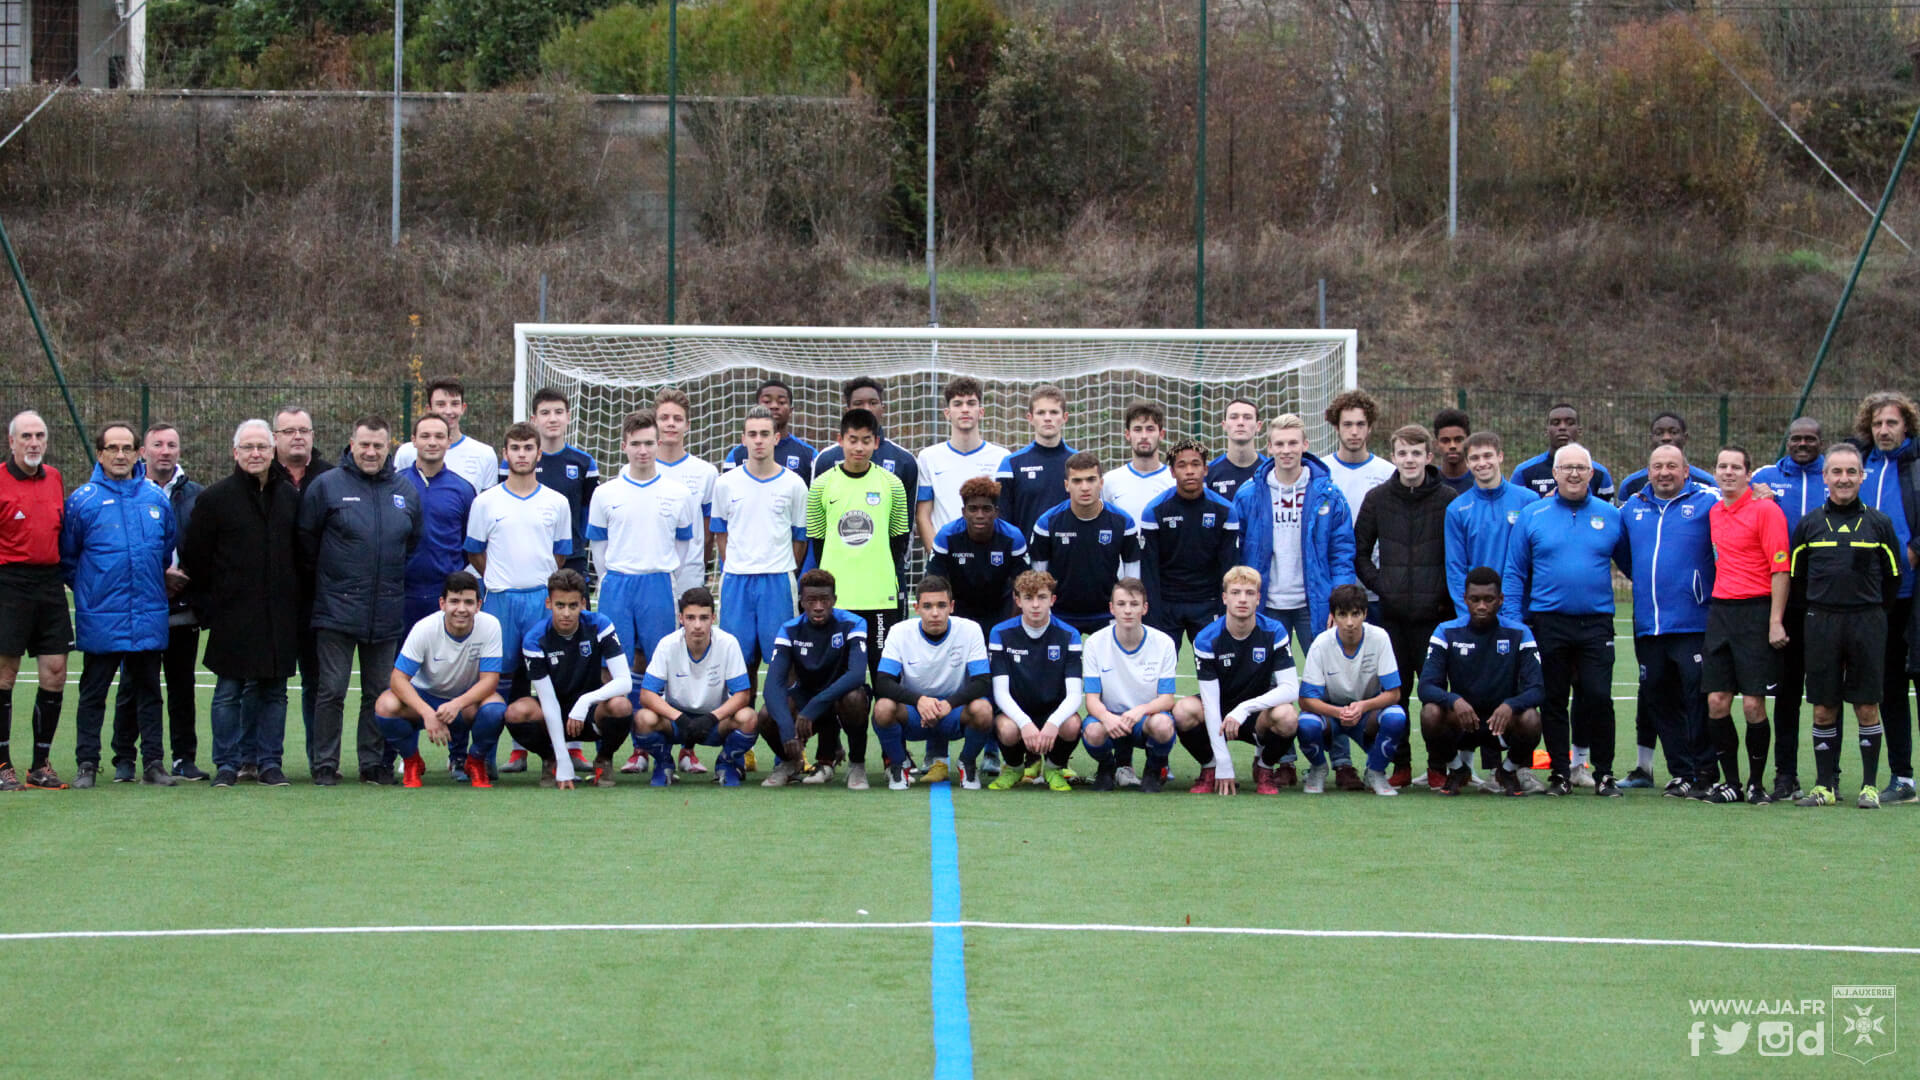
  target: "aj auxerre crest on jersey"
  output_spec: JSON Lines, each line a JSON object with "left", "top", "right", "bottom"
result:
{"left": 1252, "top": 646, "right": 1267, "bottom": 663}
{"left": 391, "top": 493, "right": 406, "bottom": 509}
{"left": 1047, "top": 644, "right": 1061, "bottom": 660}
{"left": 990, "top": 550, "right": 1004, "bottom": 565}
{"left": 1497, "top": 639, "right": 1510, "bottom": 654}
{"left": 565, "top": 464, "right": 579, "bottom": 479}
{"left": 1098, "top": 529, "right": 1113, "bottom": 544}
{"left": 786, "top": 454, "right": 802, "bottom": 470}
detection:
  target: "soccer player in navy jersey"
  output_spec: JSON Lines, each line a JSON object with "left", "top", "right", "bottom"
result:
{"left": 985, "top": 571, "right": 1085, "bottom": 792}
{"left": 525, "top": 388, "right": 600, "bottom": 589}
{"left": 500, "top": 570, "right": 633, "bottom": 789}
{"left": 995, "top": 385, "right": 1074, "bottom": 537}
{"left": 1206, "top": 397, "right": 1266, "bottom": 503}
{"left": 927, "top": 476, "right": 1029, "bottom": 628}
{"left": 1173, "top": 567, "right": 1301, "bottom": 795}
{"left": 1029, "top": 452, "right": 1142, "bottom": 634}
{"left": 1140, "top": 436, "right": 1239, "bottom": 650}
{"left": 725, "top": 378, "right": 816, "bottom": 478}
{"left": 758, "top": 570, "right": 872, "bottom": 788}
{"left": 1419, "top": 568, "right": 1544, "bottom": 796}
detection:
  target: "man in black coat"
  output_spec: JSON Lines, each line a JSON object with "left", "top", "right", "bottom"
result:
{"left": 1354, "top": 424, "right": 1459, "bottom": 786}
{"left": 270, "top": 404, "right": 333, "bottom": 779}
{"left": 297, "top": 416, "right": 422, "bottom": 786}
{"left": 182, "top": 420, "right": 303, "bottom": 788}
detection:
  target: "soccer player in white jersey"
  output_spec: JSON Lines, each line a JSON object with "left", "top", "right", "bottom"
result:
{"left": 1080, "top": 578, "right": 1179, "bottom": 792}
{"left": 635, "top": 588, "right": 756, "bottom": 786}
{"left": 653, "top": 388, "right": 718, "bottom": 601}
{"left": 915, "top": 376, "right": 1010, "bottom": 551}
{"left": 1323, "top": 389, "right": 1395, "bottom": 610}
{"left": 874, "top": 575, "right": 994, "bottom": 790}
{"left": 588, "top": 410, "right": 698, "bottom": 673}
{"left": 1295, "top": 584, "right": 1411, "bottom": 796}
{"left": 373, "top": 571, "right": 509, "bottom": 788}
{"left": 712, "top": 406, "right": 808, "bottom": 682}
{"left": 394, "top": 378, "right": 498, "bottom": 493}
{"left": 467, "top": 422, "right": 574, "bottom": 774}
{"left": 1101, "top": 400, "right": 1174, "bottom": 524}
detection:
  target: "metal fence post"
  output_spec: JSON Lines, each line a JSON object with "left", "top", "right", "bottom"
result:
{"left": 401, "top": 381, "right": 412, "bottom": 437}
{"left": 139, "top": 383, "right": 150, "bottom": 433}
{"left": 1456, "top": 388, "right": 1467, "bottom": 412}
{"left": 1718, "top": 394, "right": 1729, "bottom": 447}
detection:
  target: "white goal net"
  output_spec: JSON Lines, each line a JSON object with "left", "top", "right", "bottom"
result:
{"left": 514, "top": 325, "right": 1357, "bottom": 476}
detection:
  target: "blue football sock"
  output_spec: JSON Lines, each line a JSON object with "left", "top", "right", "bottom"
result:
{"left": 875, "top": 717, "right": 910, "bottom": 767}
{"left": 1367, "top": 708, "right": 1408, "bottom": 773}
{"left": 374, "top": 713, "right": 418, "bottom": 759}
{"left": 959, "top": 726, "right": 991, "bottom": 769}
{"left": 721, "top": 729, "right": 756, "bottom": 771}
{"left": 634, "top": 732, "right": 671, "bottom": 776}
{"left": 1296, "top": 715, "right": 1327, "bottom": 767}
{"left": 1083, "top": 732, "right": 1115, "bottom": 763}
{"left": 469, "top": 702, "right": 507, "bottom": 762}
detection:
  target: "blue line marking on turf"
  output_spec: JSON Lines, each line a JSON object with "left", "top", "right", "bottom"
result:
{"left": 928, "top": 782, "right": 975, "bottom": 1079}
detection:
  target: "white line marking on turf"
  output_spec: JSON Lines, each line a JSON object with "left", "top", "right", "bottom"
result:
{"left": 3, "top": 921, "right": 1916, "bottom": 956}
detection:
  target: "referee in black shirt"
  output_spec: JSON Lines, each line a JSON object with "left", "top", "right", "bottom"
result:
{"left": 1789, "top": 443, "right": 1904, "bottom": 808}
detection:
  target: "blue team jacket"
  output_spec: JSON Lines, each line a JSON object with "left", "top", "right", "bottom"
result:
{"left": 60, "top": 461, "right": 176, "bottom": 654}
{"left": 1231, "top": 452, "right": 1357, "bottom": 632}
{"left": 1503, "top": 492, "right": 1626, "bottom": 617}
{"left": 1750, "top": 454, "right": 1826, "bottom": 535}
{"left": 1443, "top": 479, "right": 1537, "bottom": 622}
{"left": 1616, "top": 485, "right": 1717, "bottom": 637}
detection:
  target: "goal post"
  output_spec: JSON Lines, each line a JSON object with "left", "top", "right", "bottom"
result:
{"left": 513, "top": 324, "right": 1358, "bottom": 473}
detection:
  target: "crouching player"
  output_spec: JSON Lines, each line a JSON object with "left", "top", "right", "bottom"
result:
{"left": 759, "top": 570, "right": 872, "bottom": 788}
{"left": 502, "top": 569, "right": 634, "bottom": 789}
{"left": 873, "top": 575, "right": 994, "bottom": 790}
{"left": 1173, "top": 566, "right": 1300, "bottom": 795}
{"left": 1419, "top": 567, "right": 1545, "bottom": 796}
{"left": 375, "top": 571, "right": 510, "bottom": 788}
{"left": 1296, "top": 584, "right": 1410, "bottom": 796}
{"left": 984, "top": 571, "right": 1085, "bottom": 791}
{"left": 635, "top": 588, "right": 755, "bottom": 786}
{"left": 1081, "top": 579, "right": 1179, "bottom": 791}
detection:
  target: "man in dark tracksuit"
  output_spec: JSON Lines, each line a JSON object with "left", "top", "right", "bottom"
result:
{"left": 1503, "top": 443, "right": 1628, "bottom": 797}
{"left": 270, "top": 405, "right": 332, "bottom": 778}
{"left": 297, "top": 418, "right": 422, "bottom": 786}
{"left": 1849, "top": 392, "right": 1920, "bottom": 803}
{"left": 1353, "top": 428, "right": 1457, "bottom": 786}
{"left": 132, "top": 424, "right": 206, "bottom": 780}
{"left": 1789, "top": 443, "right": 1904, "bottom": 808}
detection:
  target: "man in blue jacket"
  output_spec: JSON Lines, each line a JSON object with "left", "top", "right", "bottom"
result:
{"left": 1851, "top": 392, "right": 1920, "bottom": 803}
{"left": 1445, "top": 432, "right": 1537, "bottom": 623}
{"left": 1232, "top": 413, "right": 1356, "bottom": 777}
{"left": 1751, "top": 417, "right": 1825, "bottom": 799}
{"left": 1504, "top": 443, "right": 1628, "bottom": 796}
{"left": 1616, "top": 445, "right": 1718, "bottom": 796}
{"left": 62, "top": 422, "right": 177, "bottom": 788}
{"left": 398, "top": 413, "right": 480, "bottom": 780}
{"left": 298, "top": 416, "right": 424, "bottom": 786}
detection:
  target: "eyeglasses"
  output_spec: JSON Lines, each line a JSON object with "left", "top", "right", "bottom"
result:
{"left": 274, "top": 427, "right": 313, "bottom": 436}
{"left": 236, "top": 443, "right": 273, "bottom": 453}
{"left": 1554, "top": 465, "right": 1592, "bottom": 474}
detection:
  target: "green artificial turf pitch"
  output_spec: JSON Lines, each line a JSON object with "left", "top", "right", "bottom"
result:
{"left": 3, "top": 612, "right": 1917, "bottom": 1078}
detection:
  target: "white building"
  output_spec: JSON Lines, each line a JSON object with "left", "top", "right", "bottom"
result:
{"left": 0, "top": 0, "right": 144, "bottom": 89}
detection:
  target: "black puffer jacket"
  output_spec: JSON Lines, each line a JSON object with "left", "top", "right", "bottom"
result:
{"left": 1353, "top": 465, "right": 1458, "bottom": 624}
{"left": 184, "top": 465, "right": 301, "bottom": 680}
{"left": 297, "top": 450, "right": 422, "bottom": 642}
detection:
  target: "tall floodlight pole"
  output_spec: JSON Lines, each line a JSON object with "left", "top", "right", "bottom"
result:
{"left": 391, "top": 0, "right": 403, "bottom": 247}
{"left": 927, "top": 0, "right": 938, "bottom": 326}
{"left": 1194, "top": 0, "right": 1207, "bottom": 328}
{"left": 1448, "top": 0, "right": 1458, "bottom": 241}
{"left": 666, "top": 0, "right": 679, "bottom": 323}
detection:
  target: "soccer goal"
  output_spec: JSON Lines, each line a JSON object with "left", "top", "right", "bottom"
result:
{"left": 514, "top": 325, "right": 1357, "bottom": 470}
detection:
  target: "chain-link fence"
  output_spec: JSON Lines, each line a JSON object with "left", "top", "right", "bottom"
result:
{"left": 1372, "top": 389, "right": 1871, "bottom": 478}
{"left": 0, "top": 381, "right": 1886, "bottom": 492}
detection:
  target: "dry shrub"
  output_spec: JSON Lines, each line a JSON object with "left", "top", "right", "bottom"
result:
{"left": 689, "top": 95, "right": 893, "bottom": 244}
{"left": 403, "top": 92, "right": 603, "bottom": 240}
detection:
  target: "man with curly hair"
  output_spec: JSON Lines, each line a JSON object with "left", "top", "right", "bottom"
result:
{"left": 1850, "top": 390, "right": 1920, "bottom": 803}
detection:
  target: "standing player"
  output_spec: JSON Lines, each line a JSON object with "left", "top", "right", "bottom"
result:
{"left": 1614, "top": 412, "right": 1714, "bottom": 504}
{"left": 1617, "top": 445, "right": 1718, "bottom": 796}
{"left": 635, "top": 588, "right": 756, "bottom": 786}
{"left": 1751, "top": 417, "right": 1825, "bottom": 799}
{"left": 996, "top": 385, "right": 1075, "bottom": 538}
{"left": 1140, "top": 436, "right": 1238, "bottom": 650}
{"left": 915, "top": 376, "right": 1009, "bottom": 552}
{"left": 137, "top": 422, "right": 206, "bottom": 782}
{"left": 1295, "top": 585, "right": 1410, "bottom": 796}
{"left": 724, "top": 378, "right": 816, "bottom": 478}
{"left": 711, "top": 407, "right": 808, "bottom": 726}
{"left": 653, "top": 388, "right": 719, "bottom": 603}
{"left": 589, "top": 410, "right": 698, "bottom": 671}
{"left": 502, "top": 570, "right": 634, "bottom": 789}
{"left": 0, "top": 411, "right": 70, "bottom": 790}
{"left": 814, "top": 378, "right": 920, "bottom": 528}
{"left": 399, "top": 414, "right": 479, "bottom": 629}
{"left": 1703, "top": 444, "right": 1791, "bottom": 804}
{"left": 1030, "top": 452, "right": 1142, "bottom": 634}
{"left": 873, "top": 575, "right": 994, "bottom": 789}
{"left": 1352, "top": 424, "right": 1458, "bottom": 787}
{"left": 1172, "top": 567, "right": 1302, "bottom": 795}
{"left": 1206, "top": 397, "right": 1266, "bottom": 503}
{"left": 1101, "top": 401, "right": 1173, "bottom": 523}
{"left": 1852, "top": 392, "right": 1920, "bottom": 804}
{"left": 1080, "top": 579, "right": 1180, "bottom": 792}
{"left": 758, "top": 570, "right": 871, "bottom": 787}
{"left": 927, "top": 477, "right": 1030, "bottom": 629}
{"left": 807, "top": 408, "right": 912, "bottom": 680}
{"left": 468, "top": 423, "right": 574, "bottom": 775}
{"left": 1419, "top": 568, "right": 1544, "bottom": 796}
{"left": 1323, "top": 390, "right": 1397, "bottom": 528}
{"left": 1503, "top": 443, "right": 1628, "bottom": 797}
{"left": 1432, "top": 409, "right": 1474, "bottom": 494}
{"left": 984, "top": 571, "right": 1085, "bottom": 793}
{"left": 374, "top": 571, "right": 509, "bottom": 788}
{"left": 1511, "top": 404, "right": 1616, "bottom": 500}
{"left": 1791, "top": 444, "right": 1903, "bottom": 808}
{"left": 394, "top": 378, "right": 498, "bottom": 493}
{"left": 1444, "top": 432, "right": 1537, "bottom": 620}
{"left": 524, "top": 388, "right": 600, "bottom": 589}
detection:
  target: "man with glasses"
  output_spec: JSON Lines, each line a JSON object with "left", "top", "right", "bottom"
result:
{"left": 271, "top": 406, "right": 331, "bottom": 780}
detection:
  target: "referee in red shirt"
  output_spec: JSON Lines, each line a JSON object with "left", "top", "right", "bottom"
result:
{"left": 1705, "top": 444, "right": 1792, "bottom": 803}
{"left": 0, "top": 410, "right": 72, "bottom": 790}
